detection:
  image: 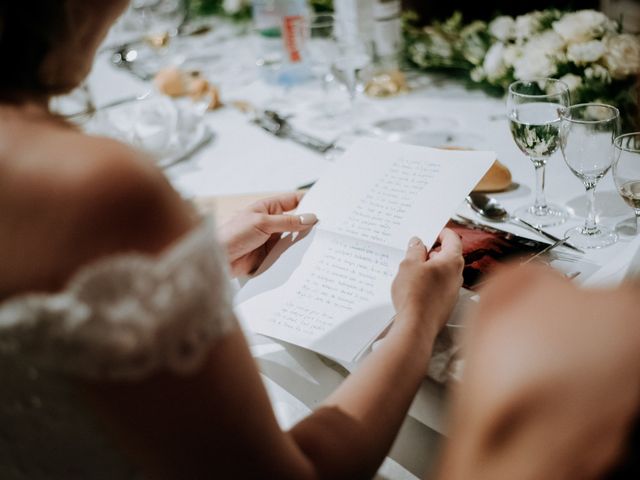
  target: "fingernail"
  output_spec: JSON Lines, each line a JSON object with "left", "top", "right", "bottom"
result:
{"left": 409, "top": 236, "right": 422, "bottom": 247}
{"left": 298, "top": 213, "right": 318, "bottom": 225}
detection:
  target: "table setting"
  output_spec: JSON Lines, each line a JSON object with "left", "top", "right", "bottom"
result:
{"left": 57, "top": 1, "right": 640, "bottom": 476}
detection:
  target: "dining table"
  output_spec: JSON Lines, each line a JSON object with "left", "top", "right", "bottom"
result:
{"left": 85, "top": 19, "right": 638, "bottom": 479}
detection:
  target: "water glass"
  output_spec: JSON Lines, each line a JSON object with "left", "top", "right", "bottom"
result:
{"left": 507, "top": 78, "right": 570, "bottom": 227}
{"left": 613, "top": 133, "right": 640, "bottom": 235}
{"left": 560, "top": 103, "right": 620, "bottom": 249}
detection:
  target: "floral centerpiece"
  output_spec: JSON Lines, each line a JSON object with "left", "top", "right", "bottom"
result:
{"left": 405, "top": 9, "right": 640, "bottom": 129}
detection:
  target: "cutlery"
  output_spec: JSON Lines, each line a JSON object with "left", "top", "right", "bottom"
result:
{"left": 466, "top": 192, "right": 585, "bottom": 253}
{"left": 65, "top": 92, "right": 152, "bottom": 121}
{"left": 521, "top": 236, "right": 570, "bottom": 265}
{"left": 253, "top": 110, "right": 336, "bottom": 154}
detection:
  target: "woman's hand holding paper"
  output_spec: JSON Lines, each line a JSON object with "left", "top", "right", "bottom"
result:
{"left": 219, "top": 192, "right": 318, "bottom": 276}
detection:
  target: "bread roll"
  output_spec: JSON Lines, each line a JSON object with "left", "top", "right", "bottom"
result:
{"left": 153, "top": 67, "right": 187, "bottom": 97}
{"left": 474, "top": 160, "right": 512, "bottom": 192}
{"left": 438, "top": 146, "right": 512, "bottom": 192}
{"left": 153, "top": 67, "right": 223, "bottom": 110}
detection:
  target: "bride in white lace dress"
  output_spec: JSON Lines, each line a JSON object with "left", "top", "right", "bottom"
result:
{"left": 0, "top": 2, "right": 468, "bottom": 478}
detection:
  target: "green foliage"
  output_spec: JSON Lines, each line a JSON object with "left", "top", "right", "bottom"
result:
{"left": 404, "top": 9, "right": 639, "bottom": 130}
{"left": 188, "top": 0, "right": 251, "bottom": 21}
{"left": 309, "top": 0, "right": 334, "bottom": 13}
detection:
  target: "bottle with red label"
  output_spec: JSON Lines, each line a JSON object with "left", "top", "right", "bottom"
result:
{"left": 252, "top": 0, "right": 312, "bottom": 86}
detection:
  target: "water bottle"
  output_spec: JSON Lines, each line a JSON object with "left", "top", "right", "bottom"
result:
{"left": 252, "top": 0, "right": 312, "bottom": 85}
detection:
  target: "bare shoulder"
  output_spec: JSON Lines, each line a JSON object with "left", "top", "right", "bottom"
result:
{"left": 0, "top": 118, "right": 195, "bottom": 296}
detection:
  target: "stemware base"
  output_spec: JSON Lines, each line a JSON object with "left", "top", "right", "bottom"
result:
{"left": 565, "top": 224, "right": 618, "bottom": 249}
{"left": 514, "top": 203, "right": 568, "bottom": 228}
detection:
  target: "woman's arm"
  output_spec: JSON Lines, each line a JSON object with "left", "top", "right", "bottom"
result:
{"left": 290, "top": 231, "right": 464, "bottom": 478}
{"left": 84, "top": 184, "right": 463, "bottom": 480}
{"left": 435, "top": 266, "right": 640, "bottom": 480}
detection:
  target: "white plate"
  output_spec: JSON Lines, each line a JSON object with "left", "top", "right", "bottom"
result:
{"left": 84, "top": 94, "right": 214, "bottom": 168}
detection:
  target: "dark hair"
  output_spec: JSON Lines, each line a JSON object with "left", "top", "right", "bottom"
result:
{"left": 0, "top": 2, "right": 69, "bottom": 100}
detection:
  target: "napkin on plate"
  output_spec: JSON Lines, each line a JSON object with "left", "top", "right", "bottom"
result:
{"left": 87, "top": 95, "right": 211, "bottom": 167}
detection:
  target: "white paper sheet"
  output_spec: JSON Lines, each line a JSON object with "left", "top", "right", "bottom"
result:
{"left": 236, "top": 138, "right": 494, "bottom": 362}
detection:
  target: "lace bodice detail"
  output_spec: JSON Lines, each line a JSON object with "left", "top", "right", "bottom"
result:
{"left": 0, "top": 218, "right": 236, "bottom": 381}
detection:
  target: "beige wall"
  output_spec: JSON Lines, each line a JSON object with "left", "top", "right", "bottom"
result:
{"left": 601, "top": 0, "right": 640, "bottom": 32}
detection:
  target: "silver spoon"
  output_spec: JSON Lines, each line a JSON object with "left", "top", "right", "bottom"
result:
{"left": 466, "top": 192, "right": 585, "bottom": 254}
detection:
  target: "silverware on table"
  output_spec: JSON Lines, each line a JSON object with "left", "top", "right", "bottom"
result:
{"left": 64, "top": 92, "right": 152, "bottom": 121}
{"left": 521, "top": 236, "right": 570, "bottom": 265}
{"left": 465, "top": 192, "right": 585, "bottom": 253}
{"left": 253, "top": 110, "right": 336, "bottom": 154}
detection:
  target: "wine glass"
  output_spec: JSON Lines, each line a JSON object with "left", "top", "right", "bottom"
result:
{"left": 560, "top": 103, "right": 620, "bottom": 249}
{"left": 613, "top": 132, "right": 640, "bottom": 235}
{"left": 507, "top": 79, "right": 570, "bottom": 227}
{"left": 328, "top": 20, "right": 373, "bottom": 126}
{"left": 130, "top": 0, "right": 186, "bottom": 39}
{"left": 307, "top": 14, "right": 336, "bottom": 89}
{"left": 304, "top": 14, "right": 352, "bottom": 126}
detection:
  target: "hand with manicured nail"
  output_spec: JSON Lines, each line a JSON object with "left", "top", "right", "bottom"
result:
{"left": 218, "top": 192, "right": 318, "bottom": 276}
{"left": 391, "top": 228, "right": 464, "bottom": 340}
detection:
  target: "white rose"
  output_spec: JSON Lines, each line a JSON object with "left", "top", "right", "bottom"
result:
{"left": 566, "top": 40, "right": 605, "bottom": 65}
{"left": 514, "top": 52, "right": 557, "bottom": 80}
{"left": 223, "top": 0, "right": 245, "bottom": 14}
{"left": 514, "top": 12, "right": 543, "bottom": 42}
{"left": 470, "top": 66, "right": 485, "bottom": 82}
{"left": 552, "top": 10, "right": 610, "bottom": 43}
{"left": 503, "top": 44, "right": 521, "bottom": 67}
{"left": 482, "top": 43, "right": 507, "bottom": 81}
{"left": 513, "top": 52, "right": 558, "bottom": 80}
{"left": 584, "top": 64, "right": 612, "bottom": 83}
{"left": 602, "top": 34, "right": 640, "bottom": 80}
{"left": 489, "top": 16, "right": 516, "bottom": 42}
{"left": 512, "top": 33, "right": 559, "bottom": 79}
{"left": 558, "top": 73, "right": 582, "bottom": 93}
{"left": 513, "top": 31, "right": 564, "bottom": 80}
{"left": 528, "top": 31, "right": 565, "bottom": 58}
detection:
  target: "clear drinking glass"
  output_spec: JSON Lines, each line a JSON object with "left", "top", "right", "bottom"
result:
{"left": 305, "top": 14, "right": 350, "bottom": 125}
{"left": 329, "top": 20, "right": 372, "bottom": 123}
{"left": 560, "top": 103, "right": 620, "bottom": 249}
{"left": 307, "top": 14, "right": 336, "bottom": 88}
{"left": 507, "top": 78, "right": 570, "bottom": 227}
{"left": 130, "top": 0, "right": 186, "bottom": 39}
{"left": 613, "top": 132, "right": 640, "bottom": 235}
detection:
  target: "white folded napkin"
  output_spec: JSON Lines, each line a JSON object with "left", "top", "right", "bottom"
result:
{"left": 87, "top": 95, "right": 208, "bottom": 165}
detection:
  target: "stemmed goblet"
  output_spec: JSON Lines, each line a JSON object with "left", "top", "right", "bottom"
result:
{"left": 559, "top": 103, "right": 620, "bottom": 249}
{"left": 613, "top": 132, "right": 640, "bottom": 235}
{"left": 305, "top": 14, "right": 351, "bottom": 126}
{"left": 507, "top": 78, "right": 570, "bottom": 227}
{"left": 328, "top": 19, "right": 373, "bottom": 127}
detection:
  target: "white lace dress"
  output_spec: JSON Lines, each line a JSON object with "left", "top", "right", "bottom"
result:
{"left": 0, "top": 219, "right": 237, "bottom": 479}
